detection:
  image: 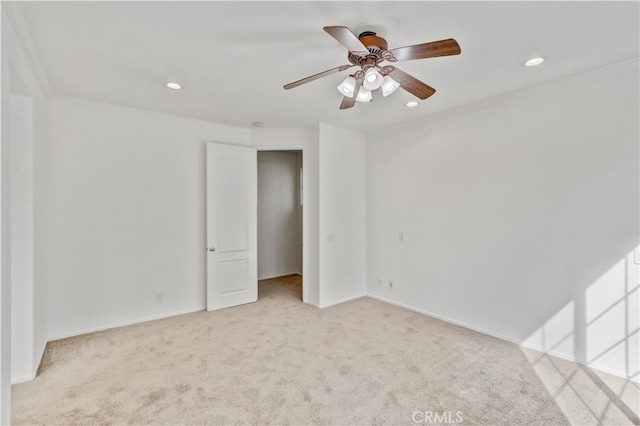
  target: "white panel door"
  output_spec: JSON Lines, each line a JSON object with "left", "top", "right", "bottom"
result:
{"left": 206, "top": 143, "right": 257, "bottom": 311}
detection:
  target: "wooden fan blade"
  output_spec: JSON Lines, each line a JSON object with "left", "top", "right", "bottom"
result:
{"left": 389, "top": 38, "right": 461, "bottom": 62}
{"left": 284, "top": 64, "right": 354, "bottom": 90}
{"left": 340, "top": 96, "right": 356, "bottom": 110}
{"left": 386, "top": 66, "right": 436, "bottom": 100}
{"left": 323, "top": 26, "right": 369, "bottom": 56}
{"left": 339, "top": 75, "right": 364, "bottom": 110}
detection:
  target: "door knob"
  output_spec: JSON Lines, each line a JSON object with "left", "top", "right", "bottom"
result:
{"left": 207, "top": 246, "right": 216, "bottom": 252}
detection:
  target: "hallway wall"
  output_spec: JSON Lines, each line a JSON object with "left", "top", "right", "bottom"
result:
{"left": 257, "top": 151, "right": 302, "bottom": 280}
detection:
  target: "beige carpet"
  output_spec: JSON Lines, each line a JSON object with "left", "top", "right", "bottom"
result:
{"left": 12, "top": 275, "right": 640, "bottom": 425}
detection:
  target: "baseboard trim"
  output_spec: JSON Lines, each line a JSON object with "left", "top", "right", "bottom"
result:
{"left": 517, "top": 340, "right": 640, "bottom": 383}
{"left": 366, "top": 294, "right": 638, "bottom": 383}
{"left": 33, "top": 338, "right": 47, "bottom": 379}
{"left": 319, "top": 293, "right": 367, "bottom": 309}
{"left": 305, "top": 300, "right": 320, "bottom": 308}
{"left": 367, "top": 293, "right": 519, "bottom": 343}
{"left": 258, "top": 272, "right": 302, "bottom": 281}
{"left": 11, "top": 372, "right": 36, "bottom": 385}
{"left": 47, "top": 306, "right": 206, "bottom": 342}
{"left": 10, "top": 338, "right": 48, "bottom": 384}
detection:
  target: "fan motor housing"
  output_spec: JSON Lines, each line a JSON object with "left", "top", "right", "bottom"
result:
{"left": 348, "top": 31, "right": 389, "bottom": 65}
{"left": 358, "top": 31, "right": 388, "bottom": 51}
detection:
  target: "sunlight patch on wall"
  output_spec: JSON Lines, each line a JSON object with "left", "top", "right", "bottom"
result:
{"left": 519, "top": 248, "right": 640, "bottom": 425}
{"left": 586, "top": 250, "right": 639, "bottom": 379}
{"left": 522, "top": 248, "right": 639, "bottom": 380}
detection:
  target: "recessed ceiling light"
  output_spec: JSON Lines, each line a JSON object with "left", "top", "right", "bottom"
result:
{"left": 251, "top": 122, "right": 264, "bottom": 127}
{"left": 523, "top": 57, "right": 545, "bottom": 67}
{"left": 165, "top": 82, "right": 182, "bottom": 90}
{"left": 405, "top": 101, "right": 419, "bottom": 108}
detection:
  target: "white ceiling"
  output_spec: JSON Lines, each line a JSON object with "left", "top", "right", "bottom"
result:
{"left": 14, "top": 1, "right": 640, "bottom": 132}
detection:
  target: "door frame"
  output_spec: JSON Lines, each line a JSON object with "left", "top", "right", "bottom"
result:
{"left": 256, "top": 145, "right": 308, "bottom": 304}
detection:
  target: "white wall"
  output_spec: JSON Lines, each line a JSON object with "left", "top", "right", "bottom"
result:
{"left": 366, "top": 59, "right": 639, "bottom": 380}
{"left": 44, "top": 98, "right": 250, "bottom": 340}
{"left": 1, "top": 6, "right": 49, "bottom": 421}
{"left": 10, "top": 94, "right": 34, "bottom": 383}
{"left": 318, "top": 123, "right": 366, "bottom": 307}
{"left": 257, "top": 151, "right": 302, "bottom": 280}
{"left": 0, "top": 9, "right": 12, "bottom": 423}
{"left": 8, "top": 43, "right": 48, "bottom": 387}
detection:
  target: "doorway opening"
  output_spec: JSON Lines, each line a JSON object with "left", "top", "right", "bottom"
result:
{"left": 257, "top": 150, "right": 303, "bottom": 302}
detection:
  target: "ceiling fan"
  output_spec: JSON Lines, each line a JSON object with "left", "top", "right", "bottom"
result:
{"left": 283, "top": 26, "right": 461, "bottom": 109}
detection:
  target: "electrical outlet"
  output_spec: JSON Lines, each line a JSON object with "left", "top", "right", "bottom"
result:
{"left": 155, "top": 293, "right": 164, "bottom": 303}
{"left": 388, "top": 281, "right": 394, "bottom": 289}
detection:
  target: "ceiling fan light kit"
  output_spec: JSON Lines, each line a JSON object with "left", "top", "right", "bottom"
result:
{"left": 381, "top": 75, "right": 400, "bottom": 97}
{"left": 337, "top": 76, "right": 357, "bottom": 96}
{"left": 362, "top": 67, "right": 384, "bottom": 90}
{"left": 284, "top": 26, "right": 461, "bottom": 110}
{"left": 356, "top": 88, "right": 373, "bottom": 103}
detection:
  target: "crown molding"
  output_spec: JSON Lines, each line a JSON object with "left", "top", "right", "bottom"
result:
{"left": 50, "top": 95, "right": 251, "bottom": 134}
